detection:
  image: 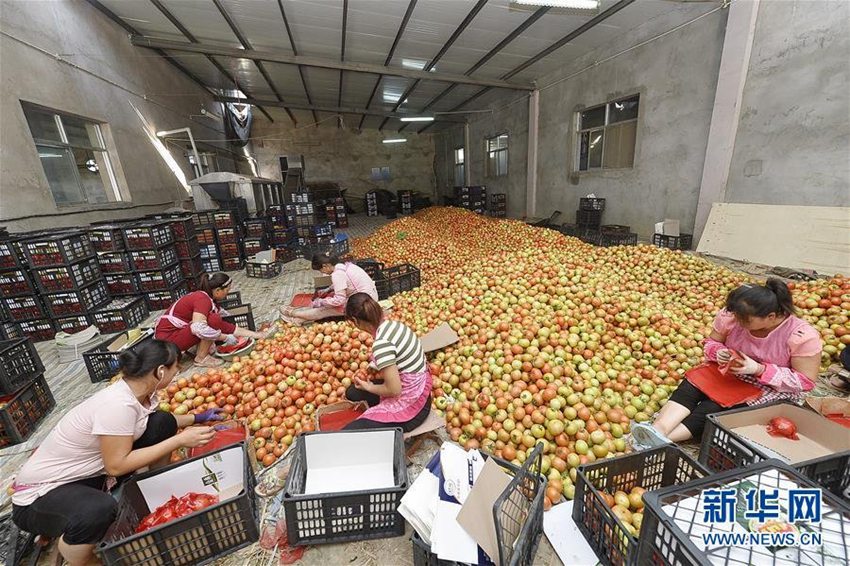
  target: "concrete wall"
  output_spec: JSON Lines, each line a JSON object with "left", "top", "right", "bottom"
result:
{"left": 725, "top": 0, "right": 850, "bottom": 206}
{"left": 0, "top": 0, "right": 238, "bottom": 231}
{"left": 250, "top": 118, "right": 436, "bottom": 209}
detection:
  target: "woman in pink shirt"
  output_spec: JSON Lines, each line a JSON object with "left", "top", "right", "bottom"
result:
{"left": 280, "top": 254, "right": 378, "bottom": 325}
{"left": 11, "top": 340, "right": 223, "bottom": 566}
{"left": 632, "top": 278, "right": 822, "bottom": 448}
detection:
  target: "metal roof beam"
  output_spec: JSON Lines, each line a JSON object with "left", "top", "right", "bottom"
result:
{"left": 276, "top": 0, "right": 319, "bottom": 126}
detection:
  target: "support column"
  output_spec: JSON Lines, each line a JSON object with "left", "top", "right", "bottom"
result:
{"left": 463, "top": 122, "right": 471, "bottom": 186}
{"left": 694, "top": 0, "right": 760, "bottom": 242}
{"left": 526, "top": 89, "right": 539, "bottom": 217}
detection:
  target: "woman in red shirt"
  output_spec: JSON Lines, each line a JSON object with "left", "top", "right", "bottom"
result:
{"left": 154, "top": 272, "right": 266, "bottom": 367}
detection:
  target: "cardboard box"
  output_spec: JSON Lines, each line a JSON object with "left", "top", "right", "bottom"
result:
{"left": 302, "top": 429, "right": 397, "bottom": 495}
{"left": 654, "top": 218, "right": 680, "bottom": 236}
{"left": 420, "top": 322, "right": 459, "bottom": 353}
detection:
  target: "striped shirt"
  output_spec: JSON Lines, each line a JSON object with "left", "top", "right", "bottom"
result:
{"left": 373, "top": 320, "right": 427, "bottom": 374}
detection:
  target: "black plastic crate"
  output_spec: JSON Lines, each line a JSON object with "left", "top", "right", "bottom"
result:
{"left": 601, "top": 224, "right": 630, "bottom": 234}
{"left": 135, "top": 264, "right": 183, "bottom": 292}
{"left": 83, "top": 333, "right": 152, "bottom": 383}
{"left": 17, "top": 319, "right": 56, "bottom": 343}
{"left": 55, "top": 314, "right": 92, "bottom": 334}
{"left": 311, "top": 223, "right": 334, "bottom": 237}
{"left": 123, "top": 222, "right": 174, "bottom": 250}
{"left": 144, "top": 281, "right": 189, "bottom": 311}
{"left": 595, "top": 231, "right": 638, "bottom": 247}
{"left": 245, "top": 261, "right": 281, "bottom": 279}
{"left": 222, "top": 257, "right": 244, "bottom": 271}
{"left": 286, "top": 203, "right": 314, "bottom": 216}
{"left": 22, "top": 232, "right": 95, "bottom": 267}
{"left": 454, "top": 186, "right": 486, "bottom": 197}
{"left": 199, "top": 244, "right": 218, "bottom": 259}
{"left": 244, "top": 219, "right": 267, "bottom": 238}
{"left": 219, "top": 243, "right": 241, "bottom": 259}
{"left": 201, "top": 258, "right": 222, "bottom": 273}
{"left": 375, "top": 264, "right": 421, "bottom": 300}
{"left": 213, "top": 211, "right": 236, "bottom": 229}
{"left": 651, "top": 233, "right": 693, "bottom": 250}
{"left": 0, "top": 338, "right": 44, "bottom": 396}
{"left": 1, "top": 296, "right": 47, "bottom": 322}
{"left": 0, "top": 373, "right": 54, "bottom": 448}
{"left": 216, "top": 227, "right": 239, "bottom": 245}
{"left": 192, "top": 210, "right": 217, "bottom": 227}
{"left": 243, "top": 238, "right": 266, "bottom": 257}
{"left": 699, "top": 402, "right": 850, "bottom": 497}
{"left": 42, "top": 280, "right": 110, "bottom": 318}
{"left": 289, "top": 214, "right": 317, "bottom": 228}
{"left": 0, "top": 241, "right": 21, "bottom": 269}
{"left": 222, "top": 304, "right": 255, "bottom": 331}
{"left": 283, "top": 429, "right": 408, "bottom": 546}
{"left": 195, "top": 225, "right": 217, "bottom": 245}
{"left": 219, "top": 291, "right": 242, "bottom": 310}
{"left": 0, "top": 511, "right": 36, "bottom": 566}
{"left": 178, "top": 255, "right": 204, "bottom": 279}
{"left": 88, "top": 225, "right": 126, "bottom": 252}
{"left": 0, "top": 322, "right": 23, "bottom": 341}
{"left": 573, "top": 445, "right": 710, "bottom": 566}
{"left": 637, "top": 459, "right": 850, "bottom": 566}
{"left": 32, "top": 256, "right": 102, "bottom": 293}
{"left": 296, "top": 235, "right": 349, "bottom": 260}
{"left": 173, "top": 238, "right": 200, "bottom": 260}
{"left": 90, "top": 297, "right": 149, "bottom": 334}
{"left": 97, "top": 443, "right": 259, "bottom": 566}
{"left": 128, "top": 247, "right": 178, "bottom": 272}
{"left": 580, "top": 197, "right": 606, "bottom": 211}
{"left": 576, "top": 209, "right": 603, "bottom": 227}
{"left": 355, "top": 258, "right": 385, "bottom": 279}
{"left": 104, "top": 272, "right": 140, "bottom": 296}
{"left": 159, "top": 216, "right": 195, "bottom": 240}
{"left": 97, "top": 251, "right": 133, "bottom": 274}
{"left": 0, "top": 269, "right": 35, "bottom": 297}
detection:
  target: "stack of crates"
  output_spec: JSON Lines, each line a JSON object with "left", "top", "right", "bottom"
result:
{"left": 576, "top": 197, "right": 605, "bottom": 230}
{"left": 0, "top": 337, "right": 54, "bottom": 448}
{"left": 193, "top": 211, "right": 221, "bottom": 273}
{"left": 214, "top": 211, "right": 244, "bottom": 271}
{"left": 489, "top": 193, "right": 507, "bottom": 217}
{"left": 398, "top": 190, "right": 413, "bottom": 215}
{"left": 0, "top": 234, "right": 48, "bottom": 341}
{"left": 266, "top": 205, "right": 294, "bottom": 255}
{"left": 149, "top": 214, "right": 202, "bottom": 290}
{"left": 243, "top": 218, "right": 269, "bottom": 258}
{"left": 365, "top": 191, "right": 379, "bottom": 217}
{"left": 123, "top": 221, "right": 186, "bottom": 312}
{"left": 24, "top": 231, "right": 110, "bottom": 336}
{"left": 455, "top": 186, "right": 487, "bottom": 214}
{"left": 324, "top": 198, "right": 348, "bottom": 228}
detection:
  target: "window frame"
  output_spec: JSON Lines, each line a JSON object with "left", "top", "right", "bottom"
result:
{"left": 453, "top": 146, "right": 465, "bottom": 186}
{"left": 575, "top": 94, "right": 640, "bottom": 173}
{"left": 485, "top": 133, "right": 509, "bottom": 178}
{"left": 21, "top": 102, "right": 123, "bottom": 206}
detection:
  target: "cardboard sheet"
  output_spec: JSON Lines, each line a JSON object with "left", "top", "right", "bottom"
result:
{"left": 303, "top": 430, "right": 396, "bottom": 495}
{"left": 420, "top": 322, "right": 460, "bottom": 353}
{"left": 543, "top": 501, "right": 600, "bottom": 566}
{"left": 456, "top": 457, "right": 512, "bottom": 565}
{"left": 314, "top": 275, "right": 333, "bottom": 288}
{"left": 432, "top": 500, "right": 478, "bottom": 563}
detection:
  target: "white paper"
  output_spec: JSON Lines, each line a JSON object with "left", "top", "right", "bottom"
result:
{"left": 440, "top": 444, "right": 484, "bottom": 504}
{"left": 543, "top": 501, "right": 600, "bottom": 566}
{"left": 399, "top": 469, "right": 440, "bottom": 545}
{"left": 303, "top": 430, "right": 396, "bottom": 495}
{"left": 431, "top": 500, "right": 479, "bottom": 563}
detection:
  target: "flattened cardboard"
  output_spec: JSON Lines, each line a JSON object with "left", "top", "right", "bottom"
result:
{"left": 419, "top": 322, "right": 459, "bottom": 353}
{"left": 456, "top": 457, "right": 512, "bottom": 565}
{"left": 226, "top": 304, "right": 251, "bottom": 317}
{"left": 303, "top": 429, "right": 396, "bottom": 495}
{"left": 314, "top": 275, "right": 332, "bottom": 288}
{"left": 806, "top": 396, "right": 850, "bottom": 417}
{"left": 714, "top": 404, "right": 850, "bottom": 464}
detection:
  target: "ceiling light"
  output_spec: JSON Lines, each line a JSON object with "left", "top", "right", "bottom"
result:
{"left": 513, "top": 0, "right": 599, "bottom": 9}
{"left": 382, "top": 138, "right": 407, "bottom": 144}
{"left": 399, "top": 116, "right": 434, "bottom": 122}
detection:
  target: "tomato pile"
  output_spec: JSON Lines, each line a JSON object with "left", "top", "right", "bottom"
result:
{"left": 164, "top": 208, "right": 847, "bottom": 511}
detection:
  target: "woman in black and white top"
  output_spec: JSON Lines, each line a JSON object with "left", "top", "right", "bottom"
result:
{"left": 343, "top": 293, "right": 432, "bottom": 431}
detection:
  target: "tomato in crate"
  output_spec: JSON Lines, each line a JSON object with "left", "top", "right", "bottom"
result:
{"left": 32, "top": 257, "right": 102, "bottom": 293}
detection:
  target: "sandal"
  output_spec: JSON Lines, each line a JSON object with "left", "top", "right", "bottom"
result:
{"left": 630, "top": 422, "right": 671, "bottom": 450}
{"left": 194, "top": 355, "right": 224, "bottom": 368}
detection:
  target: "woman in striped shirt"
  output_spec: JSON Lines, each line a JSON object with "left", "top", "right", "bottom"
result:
{"left": 342, "top": 293, "right": 432, "bottom": 431}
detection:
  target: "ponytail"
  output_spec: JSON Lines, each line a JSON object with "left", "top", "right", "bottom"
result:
{"left": 119, "top": 339, "right": 180, "bottom": 379}
{"left": 726, "top": 277, "right": 797, "bottom": 321}
{"left": 345, "top": 292, "right": 383, "bottom": 328}
{"left": 199, "top": 272, "right": 231, "bottom": 298}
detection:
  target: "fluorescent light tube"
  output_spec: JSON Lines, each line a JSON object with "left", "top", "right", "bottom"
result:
{"left": 382, "top": 138, "right": 407, "bottom": 144}
{"left": 399, "top": 116, "right": 434, "bottom": 122}
{"left": 514, "top": 0, "right": 599, "bottom": 9}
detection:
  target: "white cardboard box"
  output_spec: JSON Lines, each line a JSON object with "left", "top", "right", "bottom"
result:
{"left": 303, "top": 429, "right": 398, "bottom": 495}
{"left": 654, "top": 219, "right": 680, "bottom": 236}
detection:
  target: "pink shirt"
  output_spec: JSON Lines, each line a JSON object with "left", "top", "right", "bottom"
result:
{"left": 12, "top": 379, "right": 159, "bottom": 506}
{"left": 313, "top": 262, "right": 378, "bottom": 309}
{"left": 712, "top": 310, "right": 822, "bottom": 365}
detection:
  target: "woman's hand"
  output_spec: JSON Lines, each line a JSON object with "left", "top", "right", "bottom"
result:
{"left": 194, "top": 408, "right": 225, "bottom": 424}
{"left": 221, "top": 334, "right": 238, "bottom": 346}
{"left": 730, "top": 353, "right": 764, "bottom": 376}
{"left": 716, "top": 349, "right": 733, "bottom": 363}
{"left": 177, "top": 426, "right": 215, "bottom": 448}
{"left": 353, "top": 374, "right": 374, "bottom": 393}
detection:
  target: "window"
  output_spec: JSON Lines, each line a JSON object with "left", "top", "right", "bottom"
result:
{"left": 486, "top": 134, "right": 508, "bottom": 177}
{"left": 453, "top": 147, "right": 465, "bottom": 186}
{"left": 22, "top": 102, "right": 122, "bottom": 205}
{"left": 577, "top": 94, "right": 639, "bottom": 172}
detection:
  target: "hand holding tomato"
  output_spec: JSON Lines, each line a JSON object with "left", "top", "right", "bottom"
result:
{"left": 716, "top": 349, "right": 733, "bottom": 363}
{"left": 353, "top": 374, "right": 374, "bottom": 393}
{"left": 177, "top": 425, "right": 215, "bottom": 448}
{"left": 730, "top": 353, "right": 764, "bottom": 376}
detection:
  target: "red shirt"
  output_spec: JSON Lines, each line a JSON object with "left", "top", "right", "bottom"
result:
{"left": 156, "top": 291, "right": 234, "bottom": 334}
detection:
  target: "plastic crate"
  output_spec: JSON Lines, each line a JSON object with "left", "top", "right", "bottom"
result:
{"left": 286, "top": 203, "right": 314, "bottom": 215}
{"left": 192, "top": 210, "right": 216, "bottom": 227}
{"left": 0, "top": 269, "right": 35, "bottom": 297}
{"left": 0, "top": 373, "right": 54, "bottom": 447}
{"left": 243, "top": 238, "right": 266, "bottom": 256}
{"left": 0, "top": 511, "right": 36, "bottom": 566}
{"left": 179, "top": 255, "right": 204, "bottom": 279}
{"left": 1, "top": 296, "right": 47, "bottom": 322}
{"left": 128, "top": 247, "right": 178, "bottom": 272}
{"left": 17, "top": 319, "right": 56, "bottom": 342}
{"left": 88, "top": 225, "right": 126, "bottom": 252}
{"left": 374, "top": 264, "right": 421, "bottom": 300}
{"left": 0, "top": 240, "right": 22, "bottom": 269}
{"left": 311, "top": 223, "right": 334, "bottom": 237}
{"left": 283, "top": 428, "right": 408, "bottom": 546}
{"left": 0, "top": 338, "right": 44, "bottom": 396}
{"left": 123, "top": 222, "right": 174, "bottom": 250}
{"left": 219, "top": 292, "right": 242, "bottom": 310}
{"left": 222, "top": 257, "right": 244, "bottom": 272}
{"left": 97, "top": 251, "right": 133, "bottom": 274}
{"left": 579, "top": 197, "right": 606, "bottom": 211}
{"left": 135, "top": 264, "right": 183, "bottom": 292}
{"left": 637, "top": 459, "right": 850, "bottom": 566}
{"left": 594, "top": 231, "right": 638, "bottom": 247}
{"left": 22, "top": 232, "right": 95, "bottom": 267}
{"left": 55, "top": 314, "right": 92, "bottom": 334}
{"left": 244, "top": 219, "right": 267, "bottom": 238}
{"left": 245, "top": 261, "right": 281, "bottom": 279}
{"left": 296, "top": 234, "right": 349, "bottom": 260}
{"left": 219, "top": 243, "right": 241, "bottom": 259}
{"left": 195, "top": 225, "right": 216, "bottom": 245}
{"left": 216, "top": 227, "right": 239, "bottom": 245}
{"left": 601, "top": 224, "right": 630, "bottom": 234}
{"left": 90, "top": 297, "right": 149, "bottom": 334}
{"left": 104, "top": 272, "right": 141, "bottom": 296}
{"left": 199, "top": 244, "right": 218, "bottom": 259}
{"left": 42, "top": 280, "right": 111, "bottom": 317}
{"left": 576, "top": 209, "right": 603, "bottom": 227}
{"left": 0, "top": 322, "right": 23, "bottom": 341}
{"left": 32, "top": 257, "right": 102, "bottom": 293}
{"left": 213, "top": 211, "right": 236, "bottom": 229}
{"left": 97, "top": 443, "right": 259, "bottom": 566}
{"left": 355, "top": 259, "right": 385, "bottom": 279}
{"left": 173, "top": 238, "right": 200, "bottom": 260}
{"left": 162, "top": 216, "right": 195, "bottom": 240}
{"left": 573, "top": 445, "right": 710, "bottom": 566}
{"left": 651, "top": 233, "right": 693, "bottom": 250}
{"left": 699, "top": 401, "right": 850, "bottom": 497}
{"left": 83, "top": 333, "right": 153, "bottom": 383}
{"left": 144, "top": 282, "right": 189, "bottom": 311}
{"left": 222, "top": 304, "right": 255, "bottom": 331}
{"left": 201, "top": 258, "right": 222, "bottom": 273}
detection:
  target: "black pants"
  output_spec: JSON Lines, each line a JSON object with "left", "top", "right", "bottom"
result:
{"left": 12, "top": 412, "right": 177, "bottom": 545}
{"left": 669, "top": 380, "right": 747, "bottom": 438}
{"left": 343, "top": 382, "right": 432, "bottom": 432}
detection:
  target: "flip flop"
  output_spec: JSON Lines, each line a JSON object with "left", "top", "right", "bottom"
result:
{"left": 630, "top": 422, "right": 671, "bottom": 450}
{"left": 194, "top": 355, "right": 224, "bottom": 368}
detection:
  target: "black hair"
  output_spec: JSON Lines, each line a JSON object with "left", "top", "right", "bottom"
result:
{"left": 726, "top": 277, "right": 796, "bottom": 321}
{"left": 119, "top": 339, "right": 180, "bottom": 379}
{"left": 345, "top": 292, "right": 383, "bottom": 328}
{"left": 199, "top": 272, "right": 231, "bottom": 298}
{"left": 311, "top": 253, "right": 341, "bottom": 271}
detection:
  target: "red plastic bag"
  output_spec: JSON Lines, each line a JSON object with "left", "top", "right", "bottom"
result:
{"left": 189, "top": 422, "right": 246, "bottom": 458}
{"left": 135, "top": 492, "right": 219, "bottom": 533}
